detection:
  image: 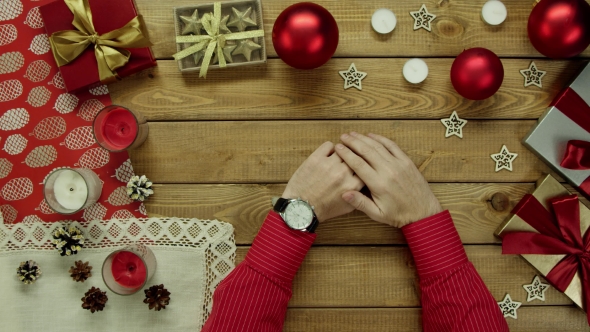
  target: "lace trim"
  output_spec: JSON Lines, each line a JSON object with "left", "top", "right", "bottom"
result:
{"left": 0, "top": 217, "right": 236, "bottom": 327}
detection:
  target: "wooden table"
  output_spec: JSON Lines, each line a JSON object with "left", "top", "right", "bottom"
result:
{"left": 112, "top": 0, "right": 590, "bottom": 330}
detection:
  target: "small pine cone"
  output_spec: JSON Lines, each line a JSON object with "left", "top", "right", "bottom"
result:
{"left": 69, "top": 260, "right": 92, "bottom": 282}
{"left": 16, "top": 260, "right": 41, "bottom": 284}
{"left": 143, "top": 284, "right": 171, "bottom": 311}
{"left": 81, "top": 287, "right": 108, "bottom": 313}
{"left": 126, "top": 175, "right": 154, "bottom": 202}
{"left": 52, "top": 225, "right": 84, "bottom": 256}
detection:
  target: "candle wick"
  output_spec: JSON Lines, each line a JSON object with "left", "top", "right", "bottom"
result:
{"left": 69, "top": 188, "right": 74, "bottom": 192}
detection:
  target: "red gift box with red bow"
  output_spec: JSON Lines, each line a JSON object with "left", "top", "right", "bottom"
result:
{"left": 40, "top": 0, "right": 156, "bottom": 92}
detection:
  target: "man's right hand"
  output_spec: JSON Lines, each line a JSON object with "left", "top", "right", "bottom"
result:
{"left": 335, "top": 132, "right": 443, "bottom": 228}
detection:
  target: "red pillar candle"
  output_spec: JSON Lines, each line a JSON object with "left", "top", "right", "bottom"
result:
{"left": 111, "top": 250, "right": 147, "bottom": 289}
{"left": 93, "top": 105, "right": 148, "bottom": 151}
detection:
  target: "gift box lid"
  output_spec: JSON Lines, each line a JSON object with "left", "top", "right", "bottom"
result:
{"left": 40, "top": 0, "right": 156, "bottom": 92}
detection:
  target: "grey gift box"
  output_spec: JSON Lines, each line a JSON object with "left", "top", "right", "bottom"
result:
{"left": 522, "top": 63, "right": 590, "bottom": 197}
{"left": 173, "top": 0, "right": 267, "bottom": 73}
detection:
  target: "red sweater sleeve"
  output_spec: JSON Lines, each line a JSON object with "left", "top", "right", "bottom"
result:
{"left": 201, "top": 211, "right": 315, "bottom": 332}
{"left": 402, "top": 210, "right": 509, "bottom": 331}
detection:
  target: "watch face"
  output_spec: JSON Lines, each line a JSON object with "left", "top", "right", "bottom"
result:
{"left": 284, "top": 200, "right": 313, "bottom": 230}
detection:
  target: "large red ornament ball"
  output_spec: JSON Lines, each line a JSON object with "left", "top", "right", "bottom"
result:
{"left": 450, "top": 48, "right": 504, "bottom": 101}
{"left": 272, "top": 2, "right": 339, "bottom": 69}
{"left": 528, "top": 0, "right": 590, "bottom": 59}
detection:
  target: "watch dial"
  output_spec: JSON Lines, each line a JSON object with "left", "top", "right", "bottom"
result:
{"left": 284, "top": 201, "right": 313, "bottom": 229}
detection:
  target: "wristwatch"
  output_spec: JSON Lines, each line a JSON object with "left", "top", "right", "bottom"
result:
{"left": 271, "top": 197, "right": 319, "bottom": 233}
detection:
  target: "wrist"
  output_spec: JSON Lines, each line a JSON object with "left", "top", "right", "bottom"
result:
{"left": 280, "top": 190, "right": 324, "bottom": 221}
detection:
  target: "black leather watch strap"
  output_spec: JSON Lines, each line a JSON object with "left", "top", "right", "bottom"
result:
{"left": 273, "top": 198, "right": 318, "bottom": 233}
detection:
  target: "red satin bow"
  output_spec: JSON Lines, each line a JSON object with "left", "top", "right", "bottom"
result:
{"left": 502, "top": 194, "right": 590, "bottom": 325}
{"left": 561, "top": 140, "right": 590, "bottom": 170}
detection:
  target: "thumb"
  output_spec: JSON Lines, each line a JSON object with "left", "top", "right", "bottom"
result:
{"left": 342, "top": 191, "right": 381, "bottom": 220}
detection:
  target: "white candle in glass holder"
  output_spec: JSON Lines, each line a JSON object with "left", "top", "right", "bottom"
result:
{"left": 371, "top": 9, "right": 396, "bottom": 34}
{"left": 403, "top": 58, "right": 428, "bottom": 84}
{"left": 53, "top": 169, "right": 88, "bottom": 210}
{"left": 481, "top": 1, "right": 507, "bottom": 26}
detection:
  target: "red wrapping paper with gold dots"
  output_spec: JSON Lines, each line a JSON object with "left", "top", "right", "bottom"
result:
{"left": 0, "top": 0, "right": 145, "bottom": 223}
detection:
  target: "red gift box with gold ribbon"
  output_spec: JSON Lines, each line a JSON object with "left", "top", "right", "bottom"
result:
{"left": 523, "top": 63, "right": 590, "bottom": 198}
{"left": 496, "top": 175, "right": 590, "bottom": 324}
{"left": 40, "top": 0, "right": 156, "bottom": 92}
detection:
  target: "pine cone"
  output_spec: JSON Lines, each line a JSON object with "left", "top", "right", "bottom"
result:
{"left": 143, "top": 284, "right": 171, "bottom": 311}
{"left": 69, "top": 260, "right": 92, "bottom": 282}
{"left": 81, "top": 287, "right": 108, "bottom": 313}
{"left": 16, "top": 260, "right": 41, "bottom": 284}
{"left": 52, "top": 225, "right": 84, "bottom": 256}
{"left": 127, "top": 175, "right": 154, "bottom": 202}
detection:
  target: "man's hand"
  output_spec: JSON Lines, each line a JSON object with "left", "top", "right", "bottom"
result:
{"left": 335, "top": 132, "right": 442, "bottom": 228}
{"left": 282, "top": 141, "right": 364, "bottom": 222}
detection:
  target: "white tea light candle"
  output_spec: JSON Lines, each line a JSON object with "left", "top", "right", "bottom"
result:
{"left": 44, "top": 168, "right": 103, "bottom": 214}
{"left": 403, "top": 58, "right": 428, "bottom": 84}
{"left": 371, "top": 8, "right": 396, "bottom": 34}
{"left": 482, "top": 0, "right": 507, "bottom": 26}
{"left": 53, "top": 170, "right": 88, "bottom": 210}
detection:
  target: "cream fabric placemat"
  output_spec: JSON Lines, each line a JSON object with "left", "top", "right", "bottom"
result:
{"left": 0, "top": 217, "right": 235, "bottom": 331}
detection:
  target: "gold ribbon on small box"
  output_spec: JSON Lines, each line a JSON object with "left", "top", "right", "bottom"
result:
{"left": 48, "top": 0, "right": 152, "bottom": 84}
{"left": 173, "top": 2, "right": 265, "bottom": 78}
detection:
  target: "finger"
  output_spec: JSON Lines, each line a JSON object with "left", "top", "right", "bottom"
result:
{"left": 330, "top": 151, "right": 343, "bottom": 162}
{"left": 340, "top": 133, "right": 384, "bottom": 168}
{"left": 342, "top": 190, "right": 382, "bottom": 220}
{"left": 367, "top": 133, "right": 408, "bottom": 161}
{"left": 335, "top": 143, "right": 376, "bottom": 180}
{"left": 350, "top": 132, "right": 396, "bottom": 164}
{"left": 351, "top": 174, "right": 365, "bottom": 191}
{"left": 312, "top": 141, "right": 335, "bottom": 158}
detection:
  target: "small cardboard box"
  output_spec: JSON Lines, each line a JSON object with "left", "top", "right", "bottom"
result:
{"left": 173, "top": 0, "right": 266, "bottom": 73}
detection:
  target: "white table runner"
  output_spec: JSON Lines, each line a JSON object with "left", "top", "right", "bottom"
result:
{"left": 0, "top": 217, "right": 235, "bottom": 331}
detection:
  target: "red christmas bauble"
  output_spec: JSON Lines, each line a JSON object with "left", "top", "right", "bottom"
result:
{"left": 272, "top": 2, "right": 339, "bottom": 69}
{"left": 450, "top": 48, "right": 504, "bottom": 101}
{"left": 528, "top": 0, "right": 590, "bottom": 59}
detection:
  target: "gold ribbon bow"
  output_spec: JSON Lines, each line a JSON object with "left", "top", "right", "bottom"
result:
{"left": 173, "top": 2, "right": 265, "bottom": 78}
{"left": 49, "top": 0, "right": 152, "bottom": 84}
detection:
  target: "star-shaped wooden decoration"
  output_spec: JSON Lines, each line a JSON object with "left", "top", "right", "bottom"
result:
{"left": 410, "top": 4, "right": 436, "bottom": 32}
{"left": 520, "top": 61, "right": 546, "bottom": 88}
{"left": 219, "top": 15, "right": 232, "bottom": 34}
{"left": 440, "top": 111, "right": 468, "bottom": 138}
{"left": 180, "top": 9, "right": 203, "bottom": 35}
{"left": 227, "top": 7, "right": 258, "bottom": 32}
{"left": 193, "top": 49, "right": 206, "bottom": 65}
{"left": 490, "top": 145, "right": 518, "bottom": 172}
{"left": 339, "top": 63, "right": 367, "bottom": 90}
{"left": 523, "top": 275, "right": 549, "bottom": 302}
{"left": 213, "top": 44, "right": 237, "bottom": 64}
{"left": 232, "top": 39, "right": 261, "bottom": 61}
{"left": 498, "top": 294, "right": 522, "bottom": 319}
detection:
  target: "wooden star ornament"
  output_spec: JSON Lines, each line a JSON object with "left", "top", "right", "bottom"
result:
{"left": 339, "top": 63, "right": 367, "bottom": 90}
{"left": 520, "top": 61, "right": 546, "bottom": 88}
{"left": 410, "top": 4, "right": 436, "bottom": 32}
{"left": 180, "top": 9, "right": 203, "bottom": 35}
{"left": 523, "top": 275, "right": 549, "bottom": 302}
{"left": 440, "top": 111, "right": 467, "bottom": 138}
{"left": 227, "top": 7, "right": 258, "bottom": 32}
{"left": 213, "top": 44, "right": 237, "bottom": 64}
{"left": 498, "top": 294, "right": 522, "bottom": 319}
{"left": 490, "top": 145, "right": 518, "bottom": 172}
{"left": 232, "top": 39, "right": 261, "bottom": 61}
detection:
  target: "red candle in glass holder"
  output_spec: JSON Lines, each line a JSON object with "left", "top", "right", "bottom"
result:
{"left": 111, "top": 250, "right": 147, "bottom": 289}
{"left": 93, "top": 105, "right": 148, "bottom": 152}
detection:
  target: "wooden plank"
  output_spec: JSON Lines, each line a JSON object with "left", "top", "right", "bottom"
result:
{"left": 146, "top": 183, "right": 535, "bottom": 245}
{"left": 232, "top": 246, "right": 573, "bottom": 307}
{"left": 110, "top": 59, "right": 587, "bottom": 121}
{"left": 136, "top": 0, "right": 590, "bottom": 59}
{"left": 282, "top": 307, "right": 589, "bottom": 332}
{"left": 128, "top": 120, "right": 558, "bottom": 184}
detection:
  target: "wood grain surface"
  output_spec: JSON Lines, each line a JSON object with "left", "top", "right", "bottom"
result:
{"left": 110, "top": 59, "right": 588, "bottom": 121}
{"left": 125, "top": 0, "right": 590, "bottom": 329}
{"left": 135, "top": 0, "right": 590, "bottom": 58}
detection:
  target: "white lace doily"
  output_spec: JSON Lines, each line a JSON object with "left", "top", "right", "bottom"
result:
{"left": 0, "top": 217, "right": 235, "bottom": 330}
